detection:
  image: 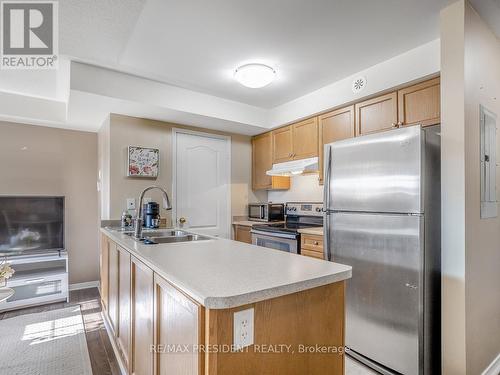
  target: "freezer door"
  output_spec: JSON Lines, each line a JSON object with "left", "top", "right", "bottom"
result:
{"left": 326, "top": 126, "right": 423, "bottom": 213}
{"left": 330, "top": 212, "right": 423, "bottom": 375}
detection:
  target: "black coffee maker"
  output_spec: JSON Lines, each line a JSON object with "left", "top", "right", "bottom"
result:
{"left": 143, "top": 202, "right": 160, "bottom": 228}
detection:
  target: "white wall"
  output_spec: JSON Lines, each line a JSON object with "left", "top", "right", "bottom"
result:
{"left": 440, "top": 1, "right": 500, "bottom": 374}
{"left": 267, "top": 174, "right": 323, "bottom": 203}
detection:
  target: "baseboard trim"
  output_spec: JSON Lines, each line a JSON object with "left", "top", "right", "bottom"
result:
{"left": 482, "top": 353, "right": 500, "bottom": 375}
{"left": 102, "top": 311, "right": 128, "bottom": 375}
{"left": 69, "top": 281, "right": 100, "bottom": 291}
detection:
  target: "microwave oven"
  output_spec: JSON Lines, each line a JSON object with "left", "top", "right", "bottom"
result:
{"left": 248, "top": 203, "right": 284, "bottom": 222}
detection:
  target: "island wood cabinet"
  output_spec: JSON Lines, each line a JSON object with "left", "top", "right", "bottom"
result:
{"left": 272, "top": 117, "right": 318, "bottom": 163}
{"left": 117, "top": 246, "right": 131, "bottom": 370}
{"left": 154, "top": 273, "right": 204, "bottom": 375}
{"left": 318, "top": 105, "right": 355, "bottom": 184}
{"left": 100, "top": 232, "right": 346, "bottom": 375}
{"left": 252, "top": 132, "right": 290, "bottom": 190}
{"left": 100, "top": 234, "right": 109, "bottom": 311}
{"left": 131, "top": 256, "right": 154, "bottom": 375}
{"left": 233, "top": 224, "right": 252, "bottom": 244}
{"left": 108, "top": 240, "right": 119, "bottom": 335}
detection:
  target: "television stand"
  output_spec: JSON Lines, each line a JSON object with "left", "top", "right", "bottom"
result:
{"left": 0, "top": 250, "right": 68, "bottom": 312}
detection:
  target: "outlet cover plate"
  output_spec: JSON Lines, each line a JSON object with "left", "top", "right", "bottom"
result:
{"left": 233, "top": 308, "right": 254, "bottom": 350}
{"left": 126, "top": 198, "right": 136, "bottom": 210}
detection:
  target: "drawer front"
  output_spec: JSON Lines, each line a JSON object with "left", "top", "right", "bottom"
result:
{"left": 301, "top": 249, "right": 324, "bottom": 260}
{"left": 301, "top": 235, "right": 323, "bottom": 252}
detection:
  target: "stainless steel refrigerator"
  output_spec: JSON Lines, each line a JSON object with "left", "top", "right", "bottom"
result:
{"left": 323, "top": 125, "right": 441, "bottom": 375}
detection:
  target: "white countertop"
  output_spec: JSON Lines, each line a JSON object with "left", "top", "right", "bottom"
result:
{"left": 298, "top": 227, "right": 324, "bottom": 236}
{"left": 232, "top": 220, "right": 267, "bottom": 227}
{"left": 101, "top": 227, "right": 351, "bottom": 309}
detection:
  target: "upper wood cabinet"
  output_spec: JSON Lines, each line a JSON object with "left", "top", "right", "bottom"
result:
{"left": 131, "top": 256, "right": 154, "bottom": 375}
{"left": 355, "top": 92, "right": 398, "bottom": 136}
{"left": 318, "top": 105, "right": 355, "bottom": 184}
{"left": 292, "top": 117, "right": 319, "bottom": 160}
{"left": 153, "top": 274, "right": 203, "bottom": 375}
{"left": 252, "top": 132, "right": 290, "bottom": 191}
{"left": 272, "top": 118, "right": 319, "bottom": 163}
{"left": 398, "top": 78, "right": 440, "bottom": 127}
{"left": 272, "top": 125, "right": 294, "bottom": 163}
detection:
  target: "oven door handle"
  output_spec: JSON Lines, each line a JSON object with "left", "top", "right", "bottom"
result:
{"left": 251, "top": 229, "right": 298, "bottom": 240}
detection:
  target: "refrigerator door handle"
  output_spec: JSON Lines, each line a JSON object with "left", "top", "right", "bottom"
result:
{"left": 323, "top": 146, "right": 332, "bottom": 261}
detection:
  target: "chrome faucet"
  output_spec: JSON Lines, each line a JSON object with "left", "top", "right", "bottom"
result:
{"left": 134, "top": 185, "right": 172, "bottom": 238}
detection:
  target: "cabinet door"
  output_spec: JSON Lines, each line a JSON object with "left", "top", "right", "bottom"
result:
{"left": 252, "top": 133, "right": 290, "bottom": 190}
{"left": 100, "top": 234, "right": 109, "bottom": 311}
{"left": 292, "top": 117, "right": 318, "bottom": 160}
{"left": 108, "top": 241, "right": 119, "bottom": 335}
{"left": 117, "top": 246, "right": 131, "bottom": 371}
{"left": 131, "top": 257, "right": 154, "bottom": 375}
{"left": 153, "top": 274, "right": 203, "bottom": 375}
{"left": 252, "top": 133, "right": 272, "bottom": 190}
{"left": 398, "top": 78, "right": 440, "bottom": 127}
{"left": 355, "top": 92, "right": 398, "bottom": 136}
{"left": 318, "top": 106, "right": 355, "bottom": 184}
{"left": 272, "top": 126, "right": 293, "bottom": 163}
{"left": 234, "top": 225, "right": 252, "bottom": 244}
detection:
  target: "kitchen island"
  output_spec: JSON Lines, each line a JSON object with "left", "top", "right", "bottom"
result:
{"left": 100, "top": 227, "right": 351, "bottom": 375}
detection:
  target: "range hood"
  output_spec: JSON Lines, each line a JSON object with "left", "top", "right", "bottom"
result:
{"left": 266, "top": 157, "right": 319, "bottom": 176}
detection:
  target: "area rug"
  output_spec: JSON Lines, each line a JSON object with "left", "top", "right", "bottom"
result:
{"left": 0, "top": 305, "right": 92, "bottom": 375}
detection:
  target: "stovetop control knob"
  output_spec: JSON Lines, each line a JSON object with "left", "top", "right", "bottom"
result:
{"left": 315, "top": 207, "right": 322, "bottom": 212}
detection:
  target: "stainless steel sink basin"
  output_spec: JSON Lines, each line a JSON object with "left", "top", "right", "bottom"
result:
{"left": 121, "top": 228, "right": 211, "bottom": 244}
{"left": 145, "top": 234, "right": 211, "bottom": 244}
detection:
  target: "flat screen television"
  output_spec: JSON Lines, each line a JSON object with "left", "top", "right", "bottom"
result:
{"left": 0, "top": 196, "right": 64, "bottom": 253}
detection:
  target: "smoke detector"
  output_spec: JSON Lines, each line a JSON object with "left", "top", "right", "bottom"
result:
{"left": 352, "top": 76, "right": 367, "bottom": 94}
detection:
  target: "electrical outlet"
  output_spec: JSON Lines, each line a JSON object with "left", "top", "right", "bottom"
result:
{"left": 126, "top": 198, "right": 136, "bottom": 210}
{"left": 233, "top": 308, "right": 254, "bottom": 350}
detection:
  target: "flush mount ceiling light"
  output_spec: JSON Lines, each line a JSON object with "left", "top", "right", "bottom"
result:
{"left": 234, "top": 63, "right": 276, "bottom": 88}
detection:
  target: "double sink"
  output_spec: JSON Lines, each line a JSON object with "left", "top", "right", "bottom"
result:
{"left": 122, "top": 229, "right": 211, "bottom": 244}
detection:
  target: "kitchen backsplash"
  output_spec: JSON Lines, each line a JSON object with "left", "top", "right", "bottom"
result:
{"left": 267, "top": 174, "right": 323, "bottom": 203}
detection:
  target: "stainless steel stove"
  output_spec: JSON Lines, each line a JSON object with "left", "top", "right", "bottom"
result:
{"left": 251, "top": 202, "right": 323, "bottom": 254}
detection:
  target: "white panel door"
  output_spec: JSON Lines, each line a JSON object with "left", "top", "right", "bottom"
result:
{"left": 174, "top": 131, "right": 230, "bottom": 238}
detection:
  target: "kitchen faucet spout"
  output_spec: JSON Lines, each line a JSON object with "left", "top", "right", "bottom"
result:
{"left": 134, "top": 185, "right": 172, "bottom": 238}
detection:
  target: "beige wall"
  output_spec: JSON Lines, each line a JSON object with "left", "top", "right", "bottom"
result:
{"left": 101, "top": 114, "right": 265, "bottom": 224}
{"left": 0, "top": 121, "right": 99, "bottom": 284}
{"left": 464, "top": 2, "right": 500, "bottom": 374}
{"left": 441, "top": 1, "right": 500, "bottom": 373}
{"left": 440, "top": 2, "right": 467, "bottom": 373}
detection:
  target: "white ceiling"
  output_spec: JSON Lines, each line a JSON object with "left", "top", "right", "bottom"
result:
{"left": 469, "top": 0, "right": 500, "bottom": 38}
{"left": 60, "top": 0, "right": 453, "bottom": 108}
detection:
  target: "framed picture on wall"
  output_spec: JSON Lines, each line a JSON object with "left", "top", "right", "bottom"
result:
{"left": 127, "top": 146, "right": 159, "bottom": 178}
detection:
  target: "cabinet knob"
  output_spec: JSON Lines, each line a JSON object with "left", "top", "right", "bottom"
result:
{"left": 314, "top": 241, "right": 319, "bottom": 245}
{"left": 179, "top": 217, "right": 187, "bottom": 224}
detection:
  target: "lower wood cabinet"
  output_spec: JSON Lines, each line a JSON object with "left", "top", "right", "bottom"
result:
{"left": 117, "top": 246, "right": 131, "bottom": 370}
{"left": 301, "top": 234, "right": 324, "bottom": 260}
{"left": 233, "top": 224, "right": 252, "bottom": 244}
{"left": 131, "top": 256, "right": 154, "bottom": 375}
{"left": 154, "top": 274, "right": 203, "bottom": 375}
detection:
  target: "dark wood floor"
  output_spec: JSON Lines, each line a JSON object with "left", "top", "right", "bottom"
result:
{"left": 0, "top": 287, "right": 120, "bottom": 375}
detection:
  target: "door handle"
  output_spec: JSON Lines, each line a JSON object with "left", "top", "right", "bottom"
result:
{"left": 179, "top": 217, "right": 187, "bottom": 224}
